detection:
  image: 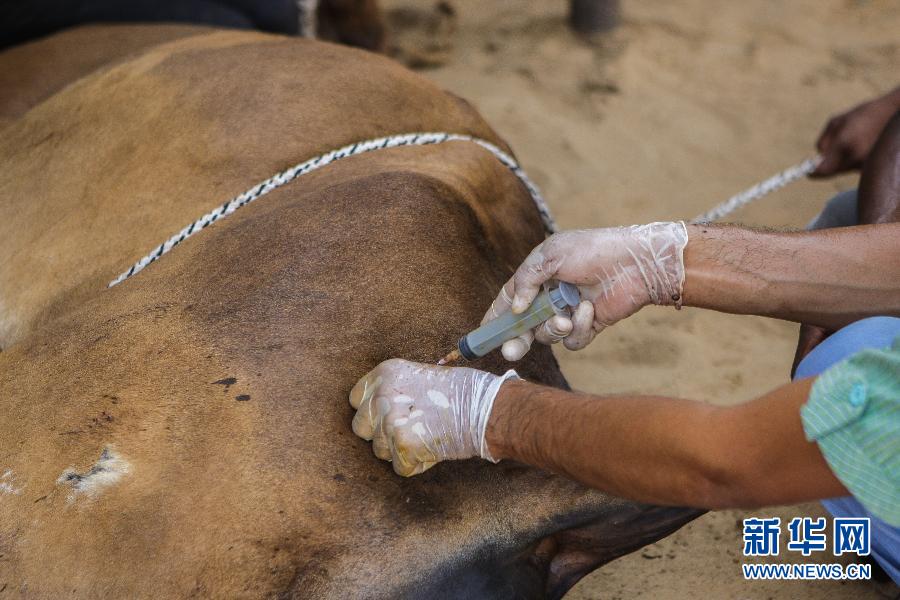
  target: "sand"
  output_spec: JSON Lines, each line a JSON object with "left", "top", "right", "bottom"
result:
{"left": 381, "top": 0, "right": 899, "bottom": 598}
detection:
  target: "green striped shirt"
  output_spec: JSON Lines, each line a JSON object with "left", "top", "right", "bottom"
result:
{"left": 801, "top": 335, "right": 900, "bottom": 526}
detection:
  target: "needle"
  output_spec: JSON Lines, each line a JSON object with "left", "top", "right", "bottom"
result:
{"left": 436, "top": 349, "right": 461, "bottom": 366}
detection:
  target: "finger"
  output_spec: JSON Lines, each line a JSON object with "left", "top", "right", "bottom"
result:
{"left": 371, "top": 394, "right": 415, "bottom": 459}
{"left": 563, "top": 301, "right": 597, "bottom": 350}
{"left": 351, "top": 389, "right": 379, "bottom": 440}
{"left": 349, "top": 370, "right": 382, "bottom": 409}
{"left": 501, "top": 329, "right": 534, "bottom": 361}
{"left": 393, "top": 455, "right": 438, "bottom": 477}
{"left": 370, "top": 396, "right": 395, "bottom": 460}
{"left": 811, "top": 150, "right": 842, "bottom": 178}
{"left": 812, "top": 117, "right": 844, "bottom": 178}
{"left": 391, "top": 427, "right": 439, "bottom": 477}
{"left": 534, "top": 314, "right": 573, "bottom": 345}
{"left": 481, "top": 278, "right": 515, "bottom": 325}
{"left": 511, "top": 244, "right": 556, "bottom": 314}
{"left": 815, "top": 117, "right": 840, "bottom": 153}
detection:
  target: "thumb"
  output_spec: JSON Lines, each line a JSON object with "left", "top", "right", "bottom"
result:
{"left": 511, "top": 247, "right": 556, "bottom": 313}
{"left": 810, "top": 149, "right": 842, "bottom": 179}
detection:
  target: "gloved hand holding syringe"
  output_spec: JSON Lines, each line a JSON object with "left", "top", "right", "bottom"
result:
{"left": 437, "top": 282, "right": 582, "bottom": 364}
{"left": 439, "top": 221, "right": 689, "bottom": 364}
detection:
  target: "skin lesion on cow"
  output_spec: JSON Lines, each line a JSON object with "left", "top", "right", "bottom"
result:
{"left": 56, "top": 446, "right": 131, "bottom": 503}
{"left": 0, "top": 469, "right": 23, "bottom": 496}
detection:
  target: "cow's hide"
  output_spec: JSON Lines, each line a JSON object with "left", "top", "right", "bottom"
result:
{"left": 0, "top": 25, "right": 700, "bottom": 599}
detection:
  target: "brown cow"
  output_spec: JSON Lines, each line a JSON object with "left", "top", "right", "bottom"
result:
{"left": 0, "top": 26, "right": 698, "bottom": 598}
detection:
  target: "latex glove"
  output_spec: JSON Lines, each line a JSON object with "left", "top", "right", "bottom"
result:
{"left": 811, "top": 87, "right": 900, "bottom": 178}
{"left": 349, "top": 359, "right": 518, "bottom": 476}
{"left": 482, "top": 222, "right": 688, "bottom": 360}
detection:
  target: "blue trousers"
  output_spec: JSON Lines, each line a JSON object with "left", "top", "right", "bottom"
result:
{"left": 794, "top": 317, "right": 900, "bottom": 583}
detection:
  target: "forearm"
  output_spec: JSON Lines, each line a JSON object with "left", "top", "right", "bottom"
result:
{"left": 682, "top": 223, "right": 900, "bottom": 328}
{"left": 485, "top": 378, "right": 844, "bottom": 509}
{"left": 486, "top": 380, "right": 726, "bottom": 506}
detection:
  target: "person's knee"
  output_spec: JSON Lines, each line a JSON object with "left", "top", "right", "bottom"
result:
{"left": 858, "top": 110, "right": 900, "bottom": 223}
{"left": 794, "top": 316, "right": 900, "bottom": 379}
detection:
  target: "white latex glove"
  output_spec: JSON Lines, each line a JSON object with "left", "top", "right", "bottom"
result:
{"left": 482, "top": 222, "right": 689, "bottom": 360}
{"left": 349, "top": 359, "right": 518, "bottom": 476}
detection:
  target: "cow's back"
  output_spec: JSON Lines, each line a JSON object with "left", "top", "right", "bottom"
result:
{"left": 0, "top": 25, "right": 508, "bottom": 347}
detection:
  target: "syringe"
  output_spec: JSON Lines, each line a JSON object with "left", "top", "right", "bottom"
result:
{"left": 438, "top": 282, "right": 581, "bottom": 365}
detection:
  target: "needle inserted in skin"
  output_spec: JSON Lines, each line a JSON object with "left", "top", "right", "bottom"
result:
{"left": 437, "top": 349, "right": 462, "bottom": 366}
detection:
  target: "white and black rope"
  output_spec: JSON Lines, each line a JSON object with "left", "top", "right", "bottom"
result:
{"left": 691, "top": 155, "right": 822, "bottom": 224}
{"left": 108, "top": 132, "right": 556, "bottom": 287}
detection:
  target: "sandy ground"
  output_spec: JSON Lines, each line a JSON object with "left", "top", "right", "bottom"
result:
{"left": 381, "top": 0, "right": 899, "bottom": 598}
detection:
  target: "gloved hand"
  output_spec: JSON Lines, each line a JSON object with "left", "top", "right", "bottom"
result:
{"left": 349, "top": 359, "right": 518, "bottom": 476}
{"left": 811, "top": 87, "right": 900, "bottom": 178}
{"left": 482, "top": 222, "right": 689, "bottom": 360}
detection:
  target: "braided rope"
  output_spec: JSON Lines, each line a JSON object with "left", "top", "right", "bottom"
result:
{"left": 108, "top": 132, "right": 556, "bottom": 287}
{"left": 691, "top": 155, "right": 822, "bottom": 223}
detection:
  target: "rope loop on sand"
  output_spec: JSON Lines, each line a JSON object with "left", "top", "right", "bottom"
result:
{"left": 108, "top": 132, "right": 556, "bottom": 287}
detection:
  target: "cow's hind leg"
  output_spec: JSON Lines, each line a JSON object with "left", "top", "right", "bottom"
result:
{"left": 425, "top": 504, "right": 701, "bottom": 600}
{"left": 534, "top": 504, "right": 702, "bottom": 600}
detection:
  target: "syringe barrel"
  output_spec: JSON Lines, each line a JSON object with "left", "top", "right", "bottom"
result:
{"left": 458, "top": 282, "right": 581, "bottom": 360}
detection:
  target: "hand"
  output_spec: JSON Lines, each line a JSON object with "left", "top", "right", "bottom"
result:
{"left": 812, "top": 88, "right": 900, "bottom": 178}
{"left": 482, "top": 222, "right": 689, "bottom": 360}
{"left": 349, "top": 359, "right": 517, "bottom": 476}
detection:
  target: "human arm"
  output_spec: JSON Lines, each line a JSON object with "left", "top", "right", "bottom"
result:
{"left": 349, "top": 359, "right": 847, "bottom": 509}
{"left": 793, "top": 110, "right": 900, "bottom": 372}
{"left": 485, "top": 377, "right": 846, "bottom": 508}
{"left": 682, "top": 222, "right": 900, "bottom": 330}
{"left": 488, "top": 222, "right": 900, "bottom": 359}
{"left": 811, "top": 85, "right": 900, "bottom": 178}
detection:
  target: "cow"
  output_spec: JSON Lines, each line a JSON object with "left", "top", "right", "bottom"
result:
{"left": 0, "top": 25, "right": 698, "bottom": 598}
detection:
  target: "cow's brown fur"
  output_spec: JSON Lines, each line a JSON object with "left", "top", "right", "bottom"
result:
{"left": 0, "top": 26, "right": 698, "bottom": 598}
